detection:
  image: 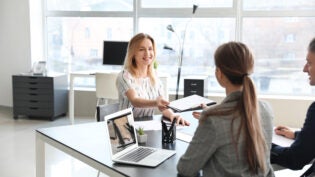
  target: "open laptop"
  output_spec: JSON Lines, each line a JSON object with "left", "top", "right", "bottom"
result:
{"left": 104, "top": 108, "right": 176, "bottom": 167}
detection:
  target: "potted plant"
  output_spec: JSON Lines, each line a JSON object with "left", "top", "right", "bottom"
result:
{"left": 136, "top": 127, "right": 147, "bottom": 143}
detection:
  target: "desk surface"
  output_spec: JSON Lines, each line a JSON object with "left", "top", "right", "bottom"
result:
{"left": 36, "top": 111, "right": 197, "bottom": 177}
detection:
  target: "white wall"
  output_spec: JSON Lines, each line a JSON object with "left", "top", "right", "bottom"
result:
{"left": 0, "top": 0, "right": 32, "bottom": 106}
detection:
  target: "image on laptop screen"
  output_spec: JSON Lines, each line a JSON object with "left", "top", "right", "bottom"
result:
{"left": 107, "top": 113, "right": 136, "bottom": 155}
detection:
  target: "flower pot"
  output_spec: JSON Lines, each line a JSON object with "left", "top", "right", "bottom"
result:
{"left": 137, "top": 134, "right": 147, "bottom": 144}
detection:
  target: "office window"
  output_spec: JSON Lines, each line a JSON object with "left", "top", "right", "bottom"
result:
{"left": 46, "top": 17, "right": 132, "bottom": 87}
{"left": 43, "top": 0, "right": 315, "bottom": 96}
{"left": 139, "top": 18, "right": 235, "bottom": 92}
{"left": 47, "top": 0, "right": 133, "bottom": 11}
{"left": 243, "top": 0, "right": 315, "bottom": 10}
{"left": 243, "top": 17, "right": 315, "bottom": 95}
{"left": 141, "top": 0, "right": 232, "bottom": 8}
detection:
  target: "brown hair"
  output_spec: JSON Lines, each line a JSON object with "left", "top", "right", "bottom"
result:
{"left": 124, "top": 33, "right": 157, "bottom": 85}
{"left": 309, "top": 37, "right": 315, "bottom": 53}
{"left": 202, "top": 42, "right": 267, "bottom": 174}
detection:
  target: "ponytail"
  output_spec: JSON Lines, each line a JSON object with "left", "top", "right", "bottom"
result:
{"left": 241, "top": 76, "right": 267, "bottom": 174}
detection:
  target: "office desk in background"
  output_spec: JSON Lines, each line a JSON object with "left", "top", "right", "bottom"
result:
{"left": 69, "top": 71, "right": 169, "bottom": 124}
{"left": 36, "top": 111, "right": 196, "bottom": 177}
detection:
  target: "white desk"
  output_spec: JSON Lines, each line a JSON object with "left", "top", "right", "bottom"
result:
{"left": 69, "top": 71, "right": 169, "bottom": 124}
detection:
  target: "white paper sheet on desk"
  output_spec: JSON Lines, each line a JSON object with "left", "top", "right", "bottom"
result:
{"left": 272, "top": 131, "right": 294, "bottom": 147}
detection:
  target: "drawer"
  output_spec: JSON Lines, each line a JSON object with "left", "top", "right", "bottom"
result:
{"left": 12, "top": 76, "right": 53, "bottom": 84}
{"left": 13, "top": 100, "right": 52, "bottom": 108}
{"left": 13, "top": 87, "right": 53, "bottom": 94}
{"left": 184, "top": 79, "right": 204, "bottom": 89}
{"left": 12, "top": 76, "right": 52, "bottom": 89}
{"left": 13, "top": 107, "right": 53, "bottom": 117}
{"left": 13, "top": 93, "right": 52, "bottom": 101}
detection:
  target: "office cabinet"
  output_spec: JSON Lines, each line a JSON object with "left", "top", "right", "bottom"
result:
{"left": 184, "top": 76, "right": 208, "bottom": 97}
{"left": 12, "top": 74, "right": 68, "bottom": 120}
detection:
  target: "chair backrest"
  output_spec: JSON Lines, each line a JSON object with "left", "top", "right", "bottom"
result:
{"left": 95, "top": 72, "right": 119, "bottom": 100}
{"left": 96, "top": 103, "right": 120, "bottom": 122}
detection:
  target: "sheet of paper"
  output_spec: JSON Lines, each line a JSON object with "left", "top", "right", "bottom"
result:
{"left": 272, "top": 131, "right": 294, "bottom": 147}
{"left": 176, "top": 128, "right": 296, "bottom": 146}
{"left": 177, "top": 132, "right": 193, "bottom": 143}
{"left": 274, "top": 164, "right": 311, "bottom": 177}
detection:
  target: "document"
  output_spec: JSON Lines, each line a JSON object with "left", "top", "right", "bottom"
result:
{"left": 168, "top": 94, "right": 216, "bottom": 112}
{"left": 272, "top": 131, "right": 294, "bottom": 147}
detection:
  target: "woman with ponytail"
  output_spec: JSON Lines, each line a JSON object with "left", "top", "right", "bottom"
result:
{"left": 177, "top": 42, "right": 274, "bottom": 177}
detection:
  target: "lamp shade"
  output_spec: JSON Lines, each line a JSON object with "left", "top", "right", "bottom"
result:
{"left": 193, "top": 4, "right": 198, "bottom": 14}
{"left": 167, "top": 25, "right": 175, "bottom": 32}
{"left": 163, "top": 45, "right": 174, "bottom": 51}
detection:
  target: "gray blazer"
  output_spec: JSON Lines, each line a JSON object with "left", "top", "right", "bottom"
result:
{"left": 177, "top": 91, "right": 275, "bottom": 177}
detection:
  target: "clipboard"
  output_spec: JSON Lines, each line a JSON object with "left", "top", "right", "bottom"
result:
{"left": 167, "top": 94, "right": 216, "bottom": 112}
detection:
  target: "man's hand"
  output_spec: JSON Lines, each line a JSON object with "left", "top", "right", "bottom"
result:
{"left": 274, "top": 126, "right": 295, "bottom": 139}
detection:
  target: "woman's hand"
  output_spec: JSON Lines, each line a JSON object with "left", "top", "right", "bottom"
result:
{"left": 170, "top": 114, "right": 190, "bottom": 126}
{"left": 192, "top": 111, "right": 202, "bottom": 119}
{"left": 192, "top": 104, "right": 207, "bottom": 119}
{"left": 156, "top": 96, "right": 169, "bottom": 111}
{"left": 274, "top": 126, "right": 295, "bottom": 139}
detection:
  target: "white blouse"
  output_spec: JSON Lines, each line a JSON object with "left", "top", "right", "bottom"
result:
{"left": 116, "top": 69, "right": 164, "bottom": 118}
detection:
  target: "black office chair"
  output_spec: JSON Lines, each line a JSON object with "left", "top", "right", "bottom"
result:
{"left": 96, "top": 103, "right": 120, "bottom": 122}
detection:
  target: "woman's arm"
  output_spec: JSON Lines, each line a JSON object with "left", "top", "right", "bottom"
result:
{"left": 125, "top": 88, "right": 169, "bottom": 109}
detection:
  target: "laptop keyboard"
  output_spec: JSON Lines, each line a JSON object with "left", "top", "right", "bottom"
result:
{"left": 119, "top": 147, "right": 157, "bottom": 162}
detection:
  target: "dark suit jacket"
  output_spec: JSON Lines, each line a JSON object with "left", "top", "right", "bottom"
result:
{"left": 271, "top": 102, "right": 315, "bottom": 173}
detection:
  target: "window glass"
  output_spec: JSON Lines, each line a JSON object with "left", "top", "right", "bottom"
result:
{"left": 243, "top": 17, "right": 315, "bottom": 95}
{"left": 46, "top": 17, "right": 133, "bottom": 87}
{"left": 141, "top": 0, "right": 232, "bottom": 8}
{"left": 243, "top": 0, "right": 315, "bottom": 10}
{"left": 47, "top": 0, "right": 133, "bottom": 11}
{"left": 139, "top": 18, "right": 235, "bottom": 92}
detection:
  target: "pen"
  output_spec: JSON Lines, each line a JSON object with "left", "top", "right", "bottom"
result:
{"left": 161, "top": 120, "right": 168, "bottom": 134}
{"left": 169, "top": 118, "right": 177, "bottom": 133}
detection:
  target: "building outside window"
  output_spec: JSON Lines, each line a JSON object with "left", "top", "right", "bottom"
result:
{"left": 43, "top": 0, "right": 315, "bottom": 96}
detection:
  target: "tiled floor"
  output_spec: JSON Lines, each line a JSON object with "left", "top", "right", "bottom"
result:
{"left": 0, "top": 106, "right": 108, "bottom": 177}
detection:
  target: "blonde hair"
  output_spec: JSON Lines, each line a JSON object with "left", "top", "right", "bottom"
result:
{"left": 124, "top": 33, "right": 157, "bottom": 85}
{"left": 202, "top": 42, "right": 267, "bottom": 174}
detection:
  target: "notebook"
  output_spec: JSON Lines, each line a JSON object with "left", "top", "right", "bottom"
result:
{"left": 168, "top": 94, "right": 216, "bottom": 112}
{"left": 104, "top": 108, "right": 176, "bottom": 167}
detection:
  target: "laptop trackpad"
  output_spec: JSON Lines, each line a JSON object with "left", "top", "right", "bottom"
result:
{"left": 139, "top": 150, "right": 176, "bottom": 167}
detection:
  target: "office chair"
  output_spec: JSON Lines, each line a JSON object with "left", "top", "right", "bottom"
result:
{"left": 95, "top": 103, "right": 119, "bottom": 177}
{"left": 96, "top": 102, "right": 120, "bottom": 122}
{"left": 95, "top": 72, "right": 119, "bottom": 106}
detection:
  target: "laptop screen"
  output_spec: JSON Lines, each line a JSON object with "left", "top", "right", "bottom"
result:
{"left": 106, "top": 112, "right": 136, "bottom": 155}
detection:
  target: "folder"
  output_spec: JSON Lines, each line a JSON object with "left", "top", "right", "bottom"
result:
{"left": 167, "top": 94, "right": 216, "bottom": 112}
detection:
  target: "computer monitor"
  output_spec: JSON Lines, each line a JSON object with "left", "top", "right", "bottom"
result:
{"left": 103, "top": 41, "right": 128, "bottom": 65}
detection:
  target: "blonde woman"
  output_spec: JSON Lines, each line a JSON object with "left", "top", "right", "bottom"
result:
{"left": 177, "top": 42, "right": 274, "bottom": 176}
{"left": 116, "top": 33, "right": 189, "bottom": 125}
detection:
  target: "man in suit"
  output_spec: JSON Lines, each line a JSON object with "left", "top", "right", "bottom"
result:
{"left": 271, "top": 37, "right": 315, "bottom": 177}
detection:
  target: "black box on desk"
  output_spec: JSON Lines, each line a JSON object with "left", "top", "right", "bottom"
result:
{"left": 184, "top": 76, "right": 208, "bottom": 97}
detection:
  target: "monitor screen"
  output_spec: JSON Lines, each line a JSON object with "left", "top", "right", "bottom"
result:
{"left": 103, "top": 41, "right": 128, "bottom": 65}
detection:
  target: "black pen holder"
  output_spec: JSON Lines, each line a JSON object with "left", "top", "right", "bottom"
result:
{"left": 161, "top": 119, "right": 176, "bottom": 144}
